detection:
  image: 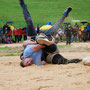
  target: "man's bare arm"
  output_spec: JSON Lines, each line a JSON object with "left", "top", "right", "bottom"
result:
{"left": 23, "top": 40, "right": 36, "bottom": 47}
{"left": 31, "top": 44, "right": 45, "bottom": 51}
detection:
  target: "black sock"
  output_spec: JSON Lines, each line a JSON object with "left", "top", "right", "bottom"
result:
{"left": 68, "top": 59, "right": 82, "bottom": 63}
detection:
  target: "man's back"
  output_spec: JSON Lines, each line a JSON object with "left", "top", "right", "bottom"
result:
{"left": 24, "top": 44, "right": 43, "bottom": 66}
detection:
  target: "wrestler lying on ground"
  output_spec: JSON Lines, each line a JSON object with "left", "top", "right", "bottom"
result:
{"left": 20, "top": 35, "right": 82, "bottom": 67}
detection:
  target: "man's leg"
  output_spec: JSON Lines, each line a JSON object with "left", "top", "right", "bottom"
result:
{"left": 46, "top": 53, "right": 68, "bottom": 64}
{"left": 66, "top": 35, "right": 69, "bottom": 45}
{"left": 46, "top": 53, "right": 82, "bottom": 64}
{"left": 36, "top": 7, "right": 72, "bottom": 45}
{"left": 44, "top": 7, "right": 72, "bottom": 37}
{"left": 15, "top": 36, "right": 17, "bottom": 43}
{"left": 75, "top": 35, "right": 77, "bottom": 42}
{"left": 19, "top": 0, "right": 37, "bottom": 40}
{"left": 72, "top": 35, "right": 74, "bottom": 42}
{"left": 89, "top": 32, "right": 90, "bottom": 40}
{"left": 69, "top": 36, "right": 71, "bottom": 44}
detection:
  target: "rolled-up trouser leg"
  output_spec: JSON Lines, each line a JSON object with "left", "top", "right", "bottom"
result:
{"left": 43, "top": 44, "right": 68, "bottom": 64}
{"left": 46, "top": 53, "right": 68, "bottom": 64}
{"left": 21, "top": 4, "right": 37, "bottom": 37}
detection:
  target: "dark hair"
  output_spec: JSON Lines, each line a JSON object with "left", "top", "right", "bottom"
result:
{"left": 20, "top": 53, "right": 23, "bottom": 59}
{"left": 20, "top": 61, "right": 25, "bottom": 67}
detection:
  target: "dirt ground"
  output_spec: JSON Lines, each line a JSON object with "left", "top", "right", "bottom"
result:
{"left": 0, "top": 42, "right": 90, "bottom": 90}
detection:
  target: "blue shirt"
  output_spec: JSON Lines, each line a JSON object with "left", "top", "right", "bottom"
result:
{"left": 23, "top": 45, "right": 43, "bottom": 66}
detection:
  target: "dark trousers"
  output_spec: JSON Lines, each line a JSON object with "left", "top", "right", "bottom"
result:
{"left": 66, "top": 35, "right": 71, "bottom": 45}
{"left": 8, "top": 35, "right": 12, "bottom": 39}
{"left": 23, "top": 35, "right": 27, "bottom": 40}
{"left": 15, "top": 35, "right": 19, "bottom": 43}
{"left": 21, "top": 3, "right": 66, "bottom": 39}
{"left": 19, "top": 35, "right": 22, "bottom": 41}
{"left": 87, "top": 31, "right": 90, "bottom": 40}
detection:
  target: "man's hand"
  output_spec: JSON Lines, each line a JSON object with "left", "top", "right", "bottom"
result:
{"left": 50, "top": 36, "right": 55, "bottom": 44}
{"left": 43, "top": 61, "right": 47, "bottom": 65}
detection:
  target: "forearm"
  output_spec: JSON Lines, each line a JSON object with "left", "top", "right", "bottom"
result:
{"left": 31, "top": 44, "right": 45, "bottom": 51}
{"left": 50, "top": 36, "right": 55, "bottom": 44}
{"left": 23, "top": 40, "right": 36, "bottom": 47}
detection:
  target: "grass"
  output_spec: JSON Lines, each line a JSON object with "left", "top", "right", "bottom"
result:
{"left": 0, "top": 47, "right": 11, "bottom": 50}
{"left": 58, "top": 45, "right": 71, "bottom": 48}
{"left": 3, "top": 53, "right": 20, "bottom": 56}
{"left": 0, "top": 0, "right": 90, "bottom": 28}
{"left": 0, "top": 52, "right": 21, "bottom": 57}
{"left": 0, "top": 46, "right": 22, "bottom": 57}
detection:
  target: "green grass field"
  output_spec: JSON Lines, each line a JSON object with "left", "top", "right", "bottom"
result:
{"left": 0, "top": 0, "right": 90, "bottom": 28}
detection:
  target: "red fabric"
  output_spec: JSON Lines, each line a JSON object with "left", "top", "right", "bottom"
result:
{"left": 78, "top": 29, "right": 82, "bottom": 36}
{"left": 6, "top": 38, "right": 11, "bottom": 41}
{"left": 34, "top": 26, "right": 36, "bottom": 29}
{"left": 8, "top": 30, "right": 12, "bottom": 35}
{"left": 4, "top": 24, "right": 9, "bottom": 27}
{"left": 19, "top": 28, "right": 23, "bottom": 35}
{"left": 73, "top": 27, "right": 78, "bottom": 30}
{"left": 13, "top": 29, "right": 19, "bottom": 36}
{"left": 22, "top": 29, "right": 26, "bottom": 35}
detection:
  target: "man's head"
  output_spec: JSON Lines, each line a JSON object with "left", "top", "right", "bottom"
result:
{"left": 20, "top": 58, "right": 33, "bottom": 67}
